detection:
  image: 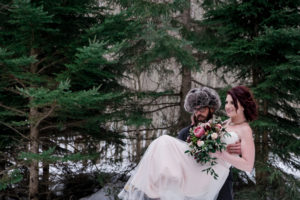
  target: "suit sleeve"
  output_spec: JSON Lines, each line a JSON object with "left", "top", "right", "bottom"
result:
{"left": 177, "top": 126, "right": 191, "bottom": 141}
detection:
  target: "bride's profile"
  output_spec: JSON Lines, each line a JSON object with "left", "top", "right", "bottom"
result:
{"left": 118, "top": 85, "right": 258, "bottom": 200}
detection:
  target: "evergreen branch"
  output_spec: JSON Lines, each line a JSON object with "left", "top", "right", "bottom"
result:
{"left": 37, "top": 57, "right": 67, "bottom": 74}
{"left": 0, "top": 161, "right": 27, "bottom": 176}
{"left": 33, "top": 103, "right": 57, "bottom": 129}
{"left": 35, "top": 49, "right": 64, "bottom": 68}
{"left": 143, "top": 102, "right": 180, "bottom": 106}
{"left": 4, "top": 87, "right": 24, "bottom": 96}
{"left": 0, "top": 4, "right": 10, "bottom": 14}
{"left": 0, "top": 102, "right": 27, "bottom": 116}
{"left": 0, "top": 121, "right": 29, "bottom": 140}
{"left": 10, "top": 75, "right": 26, "bottom": 89}
{"left": 117, "top": 125, "right": 175, "bottom": 135}
{"left": 138, "top": 92, "right": 180, "bottom": 107}
{"left": 35, "top": 56, "right": 48, "bottom": 68}
{"left": 39, "top": 120, "right": 87, "bottom": 132}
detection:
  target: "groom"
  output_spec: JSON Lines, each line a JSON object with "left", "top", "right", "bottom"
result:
{"left": 178, "top": 87, "right": 241, "bottom": 200}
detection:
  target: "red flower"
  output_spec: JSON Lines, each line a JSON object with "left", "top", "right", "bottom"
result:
{"left": 194, "top": 126, "right": 205, "bottom": 138}
{"left": 187, "top": 136, "right": 191, "bottom": 143}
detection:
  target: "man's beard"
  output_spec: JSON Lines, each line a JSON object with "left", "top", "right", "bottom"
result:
{"left": 195, "top": 111, "right": 213, "bottom": 124}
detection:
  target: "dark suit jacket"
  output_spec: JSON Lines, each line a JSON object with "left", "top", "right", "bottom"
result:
{"left": 178, "top": 126, "right": 234, "bottom": 200}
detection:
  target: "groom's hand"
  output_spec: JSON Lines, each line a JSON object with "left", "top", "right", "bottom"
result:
{"left": 227, "top": 141, "right": 241, "bottom": 155}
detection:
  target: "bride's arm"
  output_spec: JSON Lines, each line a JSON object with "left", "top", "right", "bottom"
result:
{"left": 217, "top": 126, "right": 255, "bottom": 172}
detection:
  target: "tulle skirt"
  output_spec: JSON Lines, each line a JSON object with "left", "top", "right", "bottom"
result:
{"left": 118, "top": 135, "right": 231, "bottom": 200}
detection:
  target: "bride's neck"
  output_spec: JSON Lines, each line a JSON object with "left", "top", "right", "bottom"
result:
{"left": 230, "top": 115, "right": 246, "bottom": 124}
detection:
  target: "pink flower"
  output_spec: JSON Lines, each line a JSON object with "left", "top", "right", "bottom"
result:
{"left": 215, "top": 124, "right": 222, "bottom": 132}
{"left": 194, "top": 126, "right": 205, "bottom": 138}
{"left": 211, "top": 132, "right": 218, "bottom": 140}
{"left": 197, "top": 140, "right": 204, "bottom": 147}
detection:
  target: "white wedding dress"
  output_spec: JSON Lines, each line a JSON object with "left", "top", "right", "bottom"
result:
{"left": 118, "top": 132, "right": 239, "bottom": 200}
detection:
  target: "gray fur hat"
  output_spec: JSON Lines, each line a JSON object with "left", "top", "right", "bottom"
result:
{"left": 184, "top": 87, "right": 221, "bottom": 113}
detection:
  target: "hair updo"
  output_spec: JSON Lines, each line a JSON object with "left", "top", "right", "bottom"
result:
{"left": 227, "top": 86, "right": 258, "bottom": 121}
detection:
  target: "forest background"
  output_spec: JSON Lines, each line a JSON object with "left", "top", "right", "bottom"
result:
{"left": 0, "top": 0, "right": 299, "bottom": 199}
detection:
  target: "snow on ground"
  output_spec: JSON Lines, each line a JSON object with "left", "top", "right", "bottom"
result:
{"left": 46, "top": 134, "right": 299, "bottom": 197}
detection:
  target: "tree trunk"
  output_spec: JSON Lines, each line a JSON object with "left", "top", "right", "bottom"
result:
{"left": 178, "top": 0, "right": 192, "bottom": 130}
{"left": 134, "top": 72, "right": 142, "bottom": 162}
{"left": 262, "top": 100, "right": 269, "bottom": 184}
{"left": 29, "top": 46, "right": 39, "bottom": 200}
{"left": 41, "top": 141, "right": 50, "bottom": 199}
{"left": 255, "top": 100, "right": 269, "bottom": 199}
{"left": 135, "top": 130, "right": 142, "bottom": 163}
{"left": 29, "top": 111, "right": 39, "bottom": 200}
{"left": 253, "top": 66, "right": 269, "bottom": 198}
{"left": 179, "top": 66, "right": 192, "bottom": 129}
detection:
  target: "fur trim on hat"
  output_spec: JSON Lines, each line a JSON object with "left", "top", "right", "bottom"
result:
{"left": 184, "top": 87, "right": 221, "bottom": 113}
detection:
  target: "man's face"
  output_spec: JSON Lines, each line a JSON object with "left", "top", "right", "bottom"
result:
{"left": 194, "top": 106, "right": 210, "bottom": 123}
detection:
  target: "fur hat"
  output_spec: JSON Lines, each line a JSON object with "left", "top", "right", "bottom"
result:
{"left": 184, "top": 87, "right": 221, "bottom": 113}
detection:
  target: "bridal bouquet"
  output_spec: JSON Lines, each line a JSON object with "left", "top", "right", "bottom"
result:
{"left": 185, "top": 119, "right": 229, "bottom": 179}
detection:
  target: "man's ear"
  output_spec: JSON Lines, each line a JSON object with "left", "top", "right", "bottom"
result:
{"left": 191, "top": 114, "right": 196, "bottom": 125}
{"left": 209, "top": 108, "right": 215, "bottom": 113}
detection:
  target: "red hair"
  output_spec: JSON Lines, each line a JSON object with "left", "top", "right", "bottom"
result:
{"left": 227, "top": 86, "right": 258, "bottom": 121}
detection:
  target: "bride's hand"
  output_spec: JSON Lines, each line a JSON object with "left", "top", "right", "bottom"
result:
{"left": 227, "top": 141, "right": 241, "bottom": 155}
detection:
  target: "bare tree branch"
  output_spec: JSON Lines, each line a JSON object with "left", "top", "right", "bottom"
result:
{"left": 0, "top": 121, "right": 30, "bottom": 140}
{"left": 0, "top": 102, "right": 27, "bottom": 116}
{"left": 39, "top": 119, "right": 87, "bottom": 132}
{"left": 144, "top": 104, "right": 179, "bottom": 114}
{"left": 10, "top": 75, "right": 27, "bottom": 89}
{"left": 37, "top": 57, "right": 67, "bottom": 74}
{"left": 192, "top": 78, "right": 224, "bottom": 90}
{"left": 116, "top": 125, "right": 175, "bottom": 134}
{"left": 4, "top": 87, "right": 24, "bottom": 96}
{"left": 0, "top": 161, "right": 27, "bottom": 176}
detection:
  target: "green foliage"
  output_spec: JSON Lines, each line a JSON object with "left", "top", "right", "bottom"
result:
{"left": 113, "top": 0, "right": 188, "bottom": 16}
{"left": 96, "top": 172, "right": 111, "bottom": 187}
{"left": 200, "top": 0, "right": 300, "bottom": 198}
{"left": 0, "top": 169, "right": 23, "bottom": 191}
{"left": 247, "top": 166, "right": 300, "bottom": 200}
{"left": 125, "top": 111, "right": 152, "bottom": 127}
{"left": 89, "top": 0, "right": 198, "bottom": 75}
{"left": 0, "top": 0, "right": 196, "bottom": 196}
{"left": 18, "top": 147, "right": 98, "bottom": 163}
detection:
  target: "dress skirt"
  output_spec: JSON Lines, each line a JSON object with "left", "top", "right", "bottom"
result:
{"left": 118, "top": 135, "right": 233, "bottom": 200}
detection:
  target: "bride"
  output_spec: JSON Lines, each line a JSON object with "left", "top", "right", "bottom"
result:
{"left": 118, "top": 86, "right": 258, "bottom": 200}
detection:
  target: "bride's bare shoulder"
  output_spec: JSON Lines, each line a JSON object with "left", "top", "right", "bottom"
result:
{"left": 239, "top": 123, "right": 253, "bottom": 138}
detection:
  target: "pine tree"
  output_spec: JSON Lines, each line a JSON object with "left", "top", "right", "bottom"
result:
{"left": 199, "top": 0, "right": 300, "bottom": 199}
{"left": 0, "top": 0, "right": 146, "bottom": 198}
{"left": 0, "top": 0, "right": 199, "bottom": 198}
{"left": 103, "top": 0, "right": 203, "bottom": 132}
